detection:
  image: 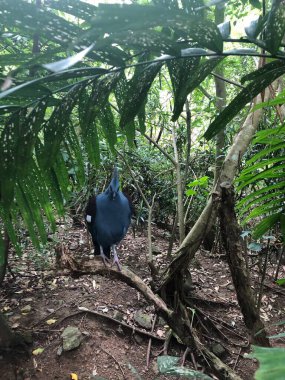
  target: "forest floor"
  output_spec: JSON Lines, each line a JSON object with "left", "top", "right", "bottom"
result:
{"left": 1, "top": 217, "right": 285, "bottom": 380}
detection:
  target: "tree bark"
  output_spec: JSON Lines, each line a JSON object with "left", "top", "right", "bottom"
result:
{"left": 172, "top": 122, "right": 185, "bottom": 243}
{"left": 219, "top": 183, "right": 270, "bottom": 346}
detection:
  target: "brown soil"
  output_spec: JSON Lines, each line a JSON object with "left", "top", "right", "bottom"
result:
{"left": 1, "top": 219, "right": 285, "bottom": 380}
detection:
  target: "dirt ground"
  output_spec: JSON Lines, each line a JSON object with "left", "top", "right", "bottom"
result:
{"left": 1, "top": 218, "right": 285, "bottom": 380}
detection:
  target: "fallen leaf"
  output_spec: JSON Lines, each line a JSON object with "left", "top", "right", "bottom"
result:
{"left": 46, "top": 319, "right": 57, "bottom": 325}
{"left": 32, "top": 348, "right": 44, "bottom": 356}
{"left": 156, "top": 329, "right": 165, "bottom": 337}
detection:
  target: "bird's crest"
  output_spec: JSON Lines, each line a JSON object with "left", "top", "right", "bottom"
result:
{"left": 107, "top": 165, "right": 120, "bottom": 199}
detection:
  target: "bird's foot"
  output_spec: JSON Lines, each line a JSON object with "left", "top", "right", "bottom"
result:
{"left": 99, "top": 247, "right": 110, "bottom": 267}
{"left": 111, "top": 246, "right": 122, "bottom": 271}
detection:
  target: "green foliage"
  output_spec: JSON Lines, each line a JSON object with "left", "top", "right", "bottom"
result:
{"left": 157, "top": 355, "right": 213, "bottom": 379}
{"left": 248, "top": 346, "right": 285, "bottom": 380}
{"left": 1, "top": 0, "right": 285, "bottom": 263}
{"left": 204, "top": 60, "right": 285, "bottom": 140}
{"left": 237, "top": 126, "right": 285, "bottom": 239}
{"left": 186, "top": 176, "right": 209, "bottom": 196}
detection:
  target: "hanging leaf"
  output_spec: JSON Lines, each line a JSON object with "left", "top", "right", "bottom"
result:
{"left": 99, "top": 105, "right": 117, "bottom": 151}
{"left": 168, "top": 56, "right": 200, "bottom": 120}
{"left": 119, "top": 61, "right": 163, "bottom": 131}
{"left": 171, "top": 57, "right": 223, "bottom": 121}
{"left": 43, "top": 44, "right": 95, "bottom": 72}
{"left": 65, "top": 124, "right": 85, "bottom": 188}
{"left": 92, "top": 4, "right": 223, "bottom": 52}
{"left": 252, "top": 214, "right": 281, "bottom": 239}
{"left": 204, "top": 60, "right": 285, "bottom": 140}
{"left": 0, "top": 0, "right": 80, "bottom": 44}
{"left": 41, "top": 84, "right": 83, "bottom": 168}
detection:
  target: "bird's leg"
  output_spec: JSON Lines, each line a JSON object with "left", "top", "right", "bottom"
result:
{"left": 99, "top": 246, "right": 110, "bottom": 267}
{"left": 111, "top": 245, "right": 122, "bottom": 271}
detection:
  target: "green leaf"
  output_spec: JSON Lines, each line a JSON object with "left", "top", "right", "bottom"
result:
{"left": 268, "top": 332, "right": 285, "bottom": 339}
{"left": 248, "top": 346, "right": 285, "bottom": 380}
{"left": 0, "top": 0, "right": 80, "bottom": 44}
{"left": 168, "top": 57, "right": 200, "bottom": 121}
{"left": 276, "top": 278, "right": 285, "bottom": 286}
{"left": 252, "top": 213, "right": 281, "bottom": 239}
{"left": 119, "top": 61, "right": 162, "bottom": 129}
{"left": 41, "top": 85, "right": 82, "bottom": 168}
{"left": 204, "top": 60, "right": 285, "bottom": 140}
{"left": 157, "top": 356, "right": 213, "bottom": 379}
{"left": 99, "top": 105, "right": 117, "bottom": 151}
{"left": 264, "top": 1, "right": 285, "bottom": 55}
{"left": 43, "top": 44, "right": 95, "bottom": 72}
{"left": 65, "top": 124, "right": 85, "bottom": 187}
{"left": 93, "top": 4, "right": 223, "bottom": 52}
{"left": 14, "top": 184, "right": 41, "bottom": 249}
{"left": 171, "top": 57, "right": 223, "bottom": 121}
{"left": 187, "top": 176, "right": 209, "bottom": 187}
{"left": 186, "top": 189, "right": 197, "bottom": 196}
{"left": 0, "top": 205, "right": 21, "bottom": 255}
{"left": 249, "top": 0, "right": 262, "bottom": 9}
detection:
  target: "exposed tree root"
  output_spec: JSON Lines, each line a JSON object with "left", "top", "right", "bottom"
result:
{"left": 68, "top": 259, "right": 243, "bottom": 380}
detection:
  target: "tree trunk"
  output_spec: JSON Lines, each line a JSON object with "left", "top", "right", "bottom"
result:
{"left": 172, "top": 122, "right": 185, "bottom": 243}
{"left": 0, "top": 312, "right": 31, "bottom": 351}
{"left": 219, "top": 183, "right": 270, "bottom": 346}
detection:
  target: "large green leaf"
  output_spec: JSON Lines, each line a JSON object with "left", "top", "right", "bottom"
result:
{"left": 168, "top": 57, "right": 200, "bottom": 120}
{"left": 119, "top": 61, "right": 162, "bottom": 131}
{"left": 252, "top": 213, "right": 282, "bottom": 239}
{"left": 47, "top": 0, "right": 98, "bottom": 21}
{"left": 99, "top": 105, "right": 117, "bottom": 151}
{"left": 204, "top": 60, "right": 285, "bottom": 140}
{"left": 41, "top": 84, "right": 83, "bottom": 167}
{"left": 43, "top": 44, "right": 95, "bottom": 72}
{"left": 0, "top": 0, "right": 80, "bottom": 44}
{"left": 79, "top": 73, "right": 120, "bottom": 164}
{"left": 0, "top": 68, "right": 104, "bottom": 101}
{"left": 157, "top": 356, "right": 213, "bottom": 379}
{"left": 92, "top": 4, "right": 223, "bottom": 52}
{"left": 169, "top": 57, "right": 223, "bottom": 121}
{"left": 248, "top": 345, "right": 285, "bottom": 380}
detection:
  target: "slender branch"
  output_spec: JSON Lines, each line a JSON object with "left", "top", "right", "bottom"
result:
{"left": 115, "top": 149, "right": 150, "bottom": 208}
{"left": 211, "top": 72, "right": 245, "bottom": 89}
{"left": 141, "top": 131, "right": 177, "bottom": 166}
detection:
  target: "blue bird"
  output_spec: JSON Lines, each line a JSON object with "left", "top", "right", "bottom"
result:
{"left": 85, "top": 166, "right": 132, "bottom": 270}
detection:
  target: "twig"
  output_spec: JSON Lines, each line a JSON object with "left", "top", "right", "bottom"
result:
{"left": 77, "top": 307, "right": 165, "bottom": 342}
{"left": 101, "top": 346, "right": 126, "bottom": 380}
{"left": 146, "top": 314, "right": 157, "bottom": 368}
{"left": 274, "top": 245, "right": 285, "bottom": 281}
{"left": 181, "top": 347, "right": 190, "bottom": 366}
{"left": 211, "top": 72, "right": 245, "bottom": 88}
{"left": 257, "top": 238, "right": 270, "bottom": 312}
{"left": 163, "top": 330, "right": 173, "bottom": 355}
{"left": 233, "top": 347, "right": 243, "bottom": 371}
